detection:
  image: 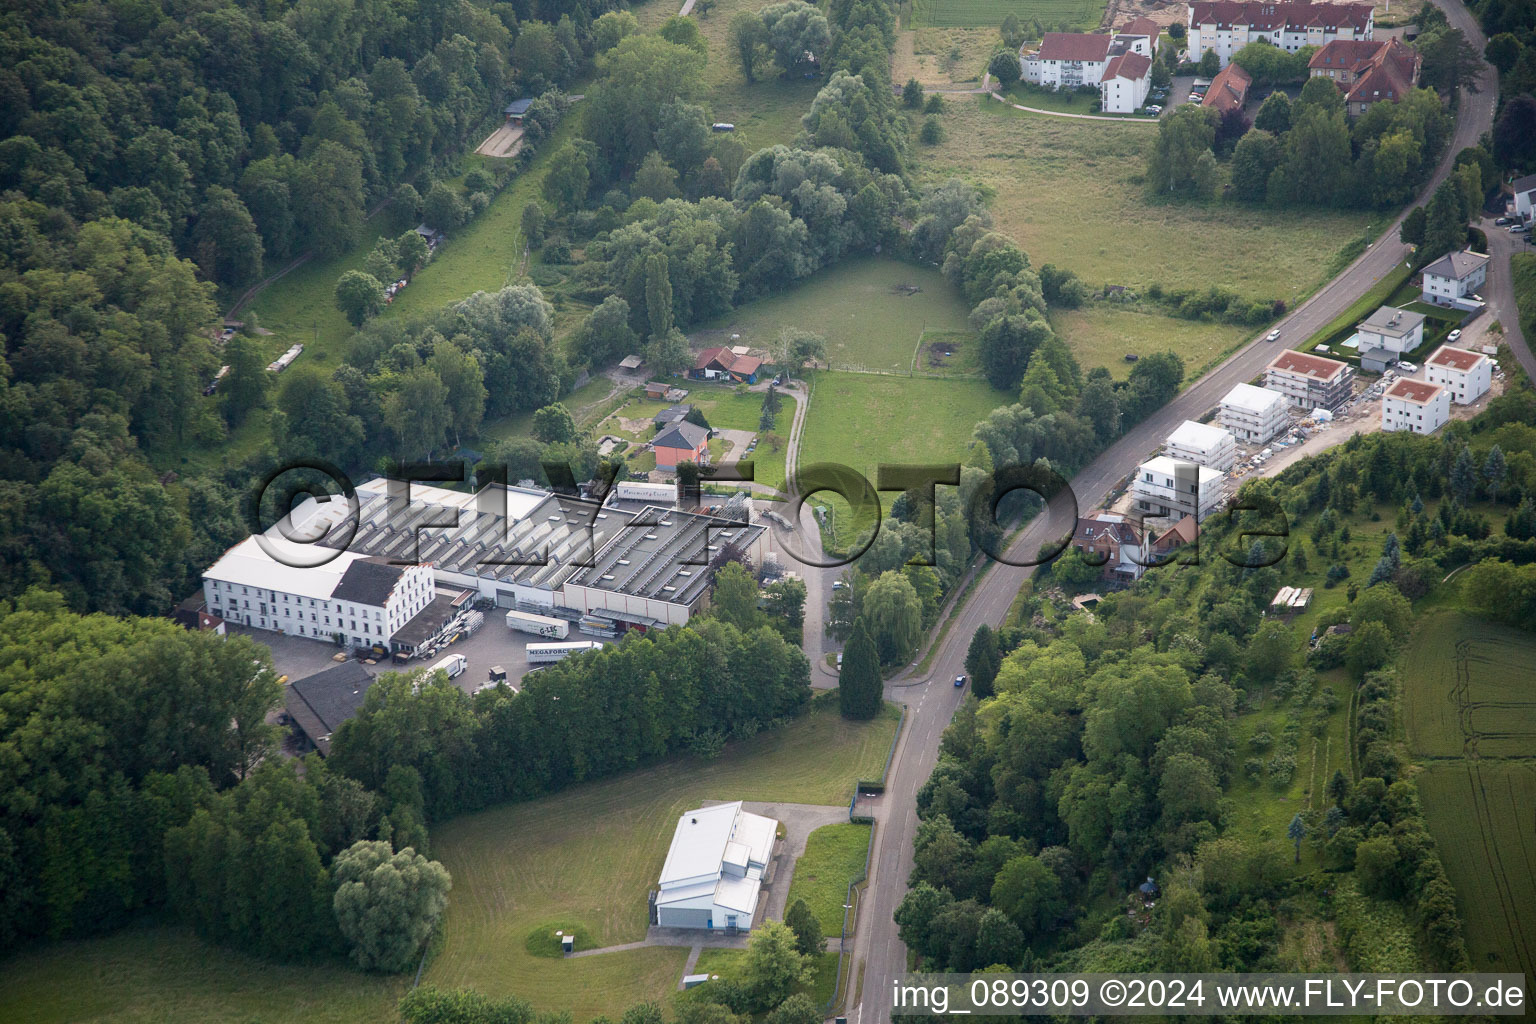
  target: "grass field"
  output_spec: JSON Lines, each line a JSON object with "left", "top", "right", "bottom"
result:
{"left": 1048, "top": 306, "right": 1251, "bottom": 379}
{"left": 696, "top": 258, "right": 977, "bottom": 376}
{"left": 785, "top": 824, "right": 873, "bottom": 937}
{"left": 892, "top": 28, "right": 998, "bottom": 85}
{"left": 998, "top": 81, "right": 1159, "bottom": 118}
{"left": 917, "top": 96, "right": 1379, "bottom": 305}
{"left": 1401, "top": 612, "right": 1536, "bottom": 761}
{"left": 422, "top": 704, "right": 899, "bottom": 1020}
{"left": 0, "top": 924, "right": 403, "bottom": 1024}
{"left": 909, "top": 0, "right": 1106, "bottom": 31}
{"left": 1419, "top": 761, "right": 1536, "bottom": 977}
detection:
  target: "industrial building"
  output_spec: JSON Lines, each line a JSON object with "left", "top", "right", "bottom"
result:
{"left": 1164, "top": 420, "right": 1238, "bottom": 472}
{"left": 203, "top": 477, "right": 767, "bottom": 646}
{"left": 652, "top": 802, "right": 778, "bottom": 932}
{"left": 1218, "top": 383, "right": 1290, "bottom": 444}
{"left": 284, "top": 661, "right": 376, "bottom": 756}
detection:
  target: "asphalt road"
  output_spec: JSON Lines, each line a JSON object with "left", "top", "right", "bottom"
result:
{"left": 846, "top": 6, "right": 1501, "bottom": 1019}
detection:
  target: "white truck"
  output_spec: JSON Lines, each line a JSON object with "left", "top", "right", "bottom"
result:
{"left": 505, "top": 609, "right": 569, "bottom": 639}
{"left": 429, "top": 653, "right": 467, "bottom": 679}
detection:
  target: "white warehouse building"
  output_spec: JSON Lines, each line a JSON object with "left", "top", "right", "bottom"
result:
{"left": 652, "top": 802, "right": 778, "bottom": 932}
{"left": 1164, "top": 419, "right": 1238, "bottom": 472}
{"left": 1132, "top": 455, "right": 1227, "bottom": 524}
{"left": 1218, "top": 383, "right": 1290, "bottom": 444}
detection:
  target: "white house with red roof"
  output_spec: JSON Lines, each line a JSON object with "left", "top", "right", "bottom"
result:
{"left": 1188, "top": 0, "right": 1373, "bottom": 67}
{"left": 1023, "top": 32, "right": 1115, "bottom": 87}
{"left": 1265, "top": 350, "right": 1356, "bottom": 410}
{"left": 1021, "top": 22, "right": 1160, "bottom": 102}
{"left": 1100, "top": 51, "right": 1154, "bottom": 112}
{"left": 1382, "top": 378, "right": 1449, "bottom": 434}
{"left": 1424, "top": 345, "right": 1492, "bottom": 405}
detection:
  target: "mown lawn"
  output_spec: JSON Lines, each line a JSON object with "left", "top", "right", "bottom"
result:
{"left": 695, "top": 258, "right": 976, "bottom": 376}
{"left": 1048, "top": 306, "right": 1252, "bottom": 379}
{"left": 785, "top": 824, "right": 873, "bottom": 937}
{"left": 422, "top": 704, "right": 899, "bottom": 1020}
{"left": 909, "top": 0, "right": 1105, "bottom": 31}
{"left": 916, "top": 96, "right": 1380, "bottom": 305}
{"left": 0, "top": 924, "right": 403, "bottom": 1024}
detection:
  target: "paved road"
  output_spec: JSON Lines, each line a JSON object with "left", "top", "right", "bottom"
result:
{"left": 845, "top": 5, "right": 1498, "bottom": 1020}
{"left": 1482, "top": 218, "right": 1536, "bottom": 383}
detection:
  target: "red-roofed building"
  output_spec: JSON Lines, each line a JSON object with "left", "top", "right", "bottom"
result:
{"left": 1101, "top": 51, "right": 1154, "bottom": 111}
{"left": 1202, "top": 61, "right": 1253, "bottom": 113}
{"left": 1308, "top": 37, "right": 1419, "bottom": 115}
{"left": 1425, "top": 345, "right": 1492, "bottom": 405}
{"left": 1117, "top": 17, "right": 1161, "bottom": 54}
{"left": 1023, "top": 32, "right": 1115, "bottom": 87}
{"left": 1071, "top": 511, "right": 1148, "bottom": 581}
{"left": 1382, "top": 378, "right": 1449, "bottom": 434}
{"left": 1188, "top": 0, "right": 1374, "bottom": 67}
{"left": 1265, "top": 350, "right": 1356, "bottom": 410}
{"left": 691, "top": 347, "right": 762, "bottom": 384}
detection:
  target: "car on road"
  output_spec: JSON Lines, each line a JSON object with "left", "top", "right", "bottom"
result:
{"left": 1144, "top": 104, "right": 1162, "bottom": 115}
{"left": 954, "top": 674, "right": 967, "bottom": 687}
{"left": 1265, "top": 329, "right": 1281, "bottom": 342}
{"left": 1495, "top": 217, "right": 1512, "bottom": 226}
{"left": 1447, "top": 329, "right": 1462, "bottom": 342}
{"left": 1397, "top": 361, "right": 1418, "bottom": 373}
{"left": 1512, "top": 224, "right": 1531, "bottom": 234}
{"left": 832, "top": 580, "right": 845, "bottom": 590}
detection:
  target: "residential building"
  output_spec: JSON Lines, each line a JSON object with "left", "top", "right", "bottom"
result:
{"left": 1307, "top": 37, "right": 1420, "bottom": 115}
{"left": 653, "top": 421, "right": 710, "bottom": 470}
{"left": 1419, "top": 249, "right": 1489, "bottom": 310}
{"left": 1071, "top": 511, "right": 1147, "bottom": 581}
{"left": 1100, "top": 51, "right": 1153, "bottom": 112}
{"left": 1218, "top": 382, "right": 1290, "bottom": 443}
{"left": 1355, "top": 305, "right": 1425, "bottom": 372}
{"left": 1202, "top": 61, "right": 1253, "bottom": 114}
{"left": 1131, "top": 455, "right": 1227, "bottom": 523}
{"left": 1116, "top": 16, "right": 1160, "bottom": 55}
{"left": 1382, "top": 378, "right": 1449, "bottom": 434}
{"left": 652, "top": 802, "right": 778, "bottom": 931}
{"left": 212, "top": 477, "right": 768, "bottom": 639}
{"left": 1514, "top": 173, "right": 1536, "bottom": 223}
{"left": 1164, "top": 419, "right": 1238, "bottom": 472}
{"left": 1187, "top": 0, "right": 1374, "bottom": 67}
{"left": 1023, "top": 32, "right": 1114, "bottom": 87}
{"left": 654, "top": 404, "right": 694, "bottom": 432}
{"left": 1424, "top": 344, "right": 1492, "bottom": 405}
{"left": 1265, "top": 350, "right": 1356, "bottom": 410}
{"left": 691, "top": 347, "right": 762, "bottom": 384}
{"left": 1150, "top": 515, "right": 1200, "bottom": 561}
{"left": 285, "top": 661, "right": 376, "bottom": 756}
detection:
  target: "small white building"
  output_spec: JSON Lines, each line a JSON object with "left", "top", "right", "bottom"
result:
{"left": 1131, "top": 455, "right": 1227, "bottom": 524}
{"left": 1218, "top": 383, "right": 1290, "bottom": 443}
{"left": 1164, "top": 419, "right": 1238, "bottom": 472}
{"left": 1355, "top": 305, "right": 1425, "bottom": 373}
{"left": 1424, "top": 344, "right": 1492, "bottom": 405}
{"left": 1100, "top": 51, "right": 1153, "bottom": 112}
{"left": 1382, "top": 378, "right": 1450, "bottom": 434}
{"left": 1512, "top": 173, "right": 1536, "bottom": 223}
{"left": 1419, "top": 250, "right": 1489, "bottom": 310}
{"left": 653, "top": 802, "right": 777, "bottom": 932}
{"left": 1265, "top": 350, "right": 1356, "bottom": 410}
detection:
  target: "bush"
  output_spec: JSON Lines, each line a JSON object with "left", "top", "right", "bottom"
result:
{"left": 920, "top": 115, "right": 945, "bottom": 145}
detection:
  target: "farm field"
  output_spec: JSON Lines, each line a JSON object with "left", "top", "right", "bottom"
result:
{"left": 0, "top": 924, "right": 403, "bottom": 1024}
{"left": 917, "top": 96, "right": 1379, "bottom": 305}
{"left": 1401, "top": 612, "right": 1536, "bottom": 760}
{"left": 1418, "top": 762, "right": 1536, "bottom": 978}
{"left": 909, "top": 0, "right": 1106, "bottom": 31}
{"left": 785, "top": 824, "right": 873, "bottom": 937}
{"left": 695, "top": 258, "right": 977, "bottom": 376}
{"left": 1048, "top": 306, "right": 1251, "bottom": 378}
{"left": 422, "top": 704, "right": 900, "bottom": 1020}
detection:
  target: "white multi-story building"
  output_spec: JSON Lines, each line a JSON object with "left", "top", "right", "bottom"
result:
{"left": 1355, "top": 305, "right": 1425, "bottom": 373}
{"left": 1218, "top": 383, "right": 1290, "bottom": 443}
{"left": 1382, "top": 378, "right": 1450, "bottom": 434}
{"left": 1188, "top": 0, "right": 1374, "bottom": 67}
{"left": 1023, "top": 32, "right": 1114, "bottom": 87}
{"left": 1419, "top": 250, "right": 1489, "bottom": 310}
{"left": 1424, "top": 345, "right": 1492, "bottom": 405}
{"left": 1131, "top": 455, "right": 1226, "bottom": 524}
{"left": 1265, "top": 350, "right": 1356, "bottom": 410}
{"left": 204, "top": 540, "right": 436, "bottom": 650}
{"left": 1100, "top": 52, "right": 1153, "bottom": 112}
{"left": 1512, "top": 173, "right": 1536, "bottom": 223}
{"left": 652, "top": 802, "right": 778, "bottom": 932}
{"left": 1164, "top": 419, "right": 1238, "bottom": 472}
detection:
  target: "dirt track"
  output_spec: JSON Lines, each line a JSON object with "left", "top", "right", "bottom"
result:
{"left": 474, "top": 124, "right": 523, "bottom": 159}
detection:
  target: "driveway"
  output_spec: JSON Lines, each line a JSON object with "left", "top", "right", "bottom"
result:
{"left": 1481, "top": 217, "right": 1536, "bottom": 384}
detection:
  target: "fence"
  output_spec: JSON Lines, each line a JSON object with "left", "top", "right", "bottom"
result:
{"left": 821, "top": 701, "right": 907, "bottom": 1016}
